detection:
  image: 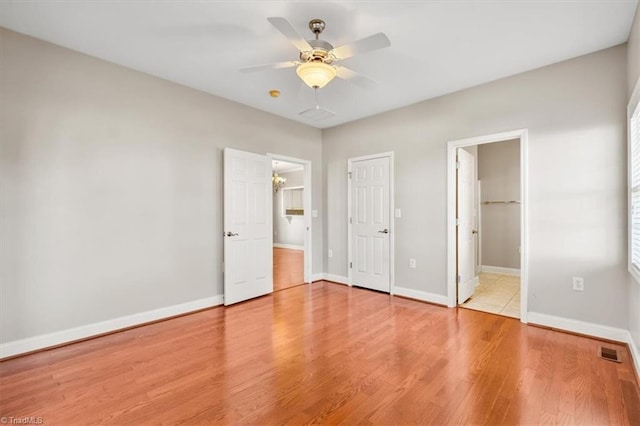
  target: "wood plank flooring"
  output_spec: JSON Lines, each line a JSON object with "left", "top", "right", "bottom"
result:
{"left": 273, "top": 247, "right": 304, "bottom": 292}
{"left": 1, "top": 282, "right": 639, "bottom": 424}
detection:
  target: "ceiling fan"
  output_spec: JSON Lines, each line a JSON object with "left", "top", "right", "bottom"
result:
{"left": 241, "top": 17, "right": 391, "bottom": 89}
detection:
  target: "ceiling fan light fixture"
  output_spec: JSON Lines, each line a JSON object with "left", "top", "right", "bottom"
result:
{"left": 296, "top": 62, "right": 336, "bottom": 88}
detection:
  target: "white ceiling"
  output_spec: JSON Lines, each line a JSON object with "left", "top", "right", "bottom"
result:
{"left": 1, "top": 1, "right": 637, "bottom": 129}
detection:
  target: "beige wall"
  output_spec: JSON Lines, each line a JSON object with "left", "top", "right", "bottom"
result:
{"left": 323, "top": 45, "right": 629, "bottom": 327}
{"left": 478, "top": 140, "right": 520, "bottom": 270}
{"left": 629, "top": 4, "right": 640, "bottom": 96}
{"left": 627, "top": 5, "right": 640, "bottom": 365}
{"left": 1, "top": 23, "right": 637, "bottom": 354}
{"left": 0, "top": 28, "right": 323, "bottom": 343}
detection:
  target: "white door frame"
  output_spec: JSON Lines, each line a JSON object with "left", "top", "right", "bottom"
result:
{"left": 446, "top": 129, "right": 529, "bottom": 323}
{"left": 268, "top": 153, "right": 312, "bottom": 284}
{"left": 347, "top": 151, "right": 395, "bottom": 293}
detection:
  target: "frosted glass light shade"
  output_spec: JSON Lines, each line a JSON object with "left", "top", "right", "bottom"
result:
{"left": 296, "top": 62, "right": 337, "bottom": 88}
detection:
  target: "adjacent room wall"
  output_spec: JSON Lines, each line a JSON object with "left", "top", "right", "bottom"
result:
{"left": 0, "top": 28, "right": 323, "bottom": 344}
{"left": 629, "top": 3, "right": 640, "bottom": 97}
{"left": 627, "top": 5, "right": 640, "bottom": 364}
{"left": 273, "top": 169, "right": 305, "bottom": 248}
{"left": 478, "top": 140, "right": 520, "bottom": 271}
{"left": 322, "top": 45, "right": 630, "bottom": 328}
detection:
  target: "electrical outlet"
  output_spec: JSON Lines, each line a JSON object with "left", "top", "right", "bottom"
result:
{"left": 395, "top": 209, "right": 402, "bottom": 218}
{"left": 409, "top": 258, "right": 416, "bottom": 269}
{"left": 328, "top": 249, "right": 333, "bottom": 258}
{"left": 572, "top": 276, "right": 584, "bottom": 291}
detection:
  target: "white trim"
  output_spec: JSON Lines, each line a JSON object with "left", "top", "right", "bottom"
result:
{"left": 527, "top": 312, "right": 629, "bottom": 343}
{"left": 311, "top": 273, "right": 325, "bottom": 282}
{"left": 627, "top": 331, "right": 640, "bottom": 379}
{"left": 628, "top": 78, "right": 640, "bottom": 285}
{"left": 481, "top": 265, "right": 521, "bottom": 276}
{"left": 476, "top": 180, "right": 482, "bottom": 275}
{"left": 268, "top": 153, "right": 312, "bottom": 284}
{"left": 321, "top": 273, "right": 350, "bottom": 286}
{"left": 273, "top": 243, "right": 304, "bottom": 250}
{"left": 447, "top": 129, "right": 529, "bottom": 324}
{"left": 347, "top": 151, "right": 395, "bottom": 294}
{"left": 393, "top": 286, "right": 449, "bottom": 306}
{"left": 0, "top": 296, "right": 223, "bottom": 359}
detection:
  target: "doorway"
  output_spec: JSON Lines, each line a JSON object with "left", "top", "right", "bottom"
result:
{"left": 447, "top": 130, "right": 528, "bottom": 323}
{"left": 269, "top": 154, "right": 312, "bottom": 291}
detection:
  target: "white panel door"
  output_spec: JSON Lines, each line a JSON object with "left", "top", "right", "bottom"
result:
{"left": 223, "top": 148, "right": 272, "bottom": 305}
{"left": 457, "top": 148, "right": 476, "bottom": 303}
{"left": 351, "top": 156, "right": 390, "bottom": 293}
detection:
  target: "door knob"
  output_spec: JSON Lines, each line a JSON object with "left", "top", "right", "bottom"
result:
{"left": 225, "top": 231, "right": 239, "bottom": 237}
{"left": 472, "top": 230, "right": 478, "bottom": 234}
{"left": 378, "top": 229, "right": 389, "bottom": 234}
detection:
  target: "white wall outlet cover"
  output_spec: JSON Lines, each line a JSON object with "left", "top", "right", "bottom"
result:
{"left": 395, "top": 208, "right": 402, "bottom": 218}
{"left": 572, "top": 276, "right": 584, "bottom": 291}
{"left": 312, "top": 209, "right": 318, "bottom": 217}
{"left": 328, "top": 249, "right": 333, "bottom": 258}
{"left": 409, "top": 258, "right": 416, "bottom": 268}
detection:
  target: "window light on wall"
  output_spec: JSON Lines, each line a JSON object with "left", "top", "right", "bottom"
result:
{"left": 629, "top": 84, "right": 640, "bottom": 280}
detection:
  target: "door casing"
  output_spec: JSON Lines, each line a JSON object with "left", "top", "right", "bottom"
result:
{"left": 446, "top": 129, "right": 529, "bottom": 323}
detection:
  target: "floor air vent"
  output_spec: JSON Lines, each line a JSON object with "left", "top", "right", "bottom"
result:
{"left": 599, "top": 346, "right": 621, "bottom": 363}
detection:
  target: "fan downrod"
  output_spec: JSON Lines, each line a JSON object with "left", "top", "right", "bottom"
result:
{"left": 308, "top": 19, "right": 325, "bottom": 39}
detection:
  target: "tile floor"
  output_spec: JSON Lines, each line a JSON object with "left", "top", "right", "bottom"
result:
{"left": 460, "top": 272, "right": 520, "bottom": 318}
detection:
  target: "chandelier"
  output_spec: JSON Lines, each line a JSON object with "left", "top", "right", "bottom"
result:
{"left": 272, "top": 162, "right": 287, "bottom": 192}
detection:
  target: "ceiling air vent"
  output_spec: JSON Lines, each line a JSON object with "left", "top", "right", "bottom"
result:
{"left": 599, "top": 346, "right": 621, "bottom": 363}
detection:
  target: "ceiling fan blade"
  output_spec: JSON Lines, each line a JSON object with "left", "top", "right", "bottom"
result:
{"left": 240, "top": 61, "right": 299, "bottom": 73}
{"left": 267, "top": 17, "right": 312, "bottom": 52}
{"left": 331, "top": 33, "right": 390, "bottom": 60}
{"left": 335, "top": 66, "right": 377, "bottom": 88}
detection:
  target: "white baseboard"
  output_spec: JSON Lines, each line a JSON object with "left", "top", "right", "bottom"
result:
{"left": 311, "top": 273, "right": 324, "bottom": 282}
{"left": 481, "top": 265, "right": 521, "bottom": 276}
{"left": 393, "top": 286, "right": 449, "bottom": 306}
{"left": 527, "top": 312, "right": 630, "bottom": 343}
{"left": 0, "top": 295, "right": 223, "bottom": 359}
{"left": 627, "top": 331, "right": 640, "bottom": 380}
{"left": 320, "top": 273, "right": 350, "bottom": 285}
{"left": 273, "top": 243, "right": 304, "bottom": 250}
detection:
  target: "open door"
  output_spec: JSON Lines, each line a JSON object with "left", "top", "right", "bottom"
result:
{"left": 456, "top": 148, "right": 477, "bottom": 303}
{"left": 223, "top": 148, "right": 272, "bottom": 305}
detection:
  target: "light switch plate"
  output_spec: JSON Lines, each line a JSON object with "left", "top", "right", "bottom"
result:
{"left": 395, "top": 209, "right": 402, "bottom": 218}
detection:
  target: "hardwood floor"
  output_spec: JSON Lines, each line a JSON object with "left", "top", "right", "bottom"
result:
{"left": 1, "top": 282, "right": 638, "bottom": 424}
{"left": 273, "top": 247, "right": 304, "bottom": 291}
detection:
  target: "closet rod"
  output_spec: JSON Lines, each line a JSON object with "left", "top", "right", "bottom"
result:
{"left": 482, "top": 200, "right": 520, "bottom": 205}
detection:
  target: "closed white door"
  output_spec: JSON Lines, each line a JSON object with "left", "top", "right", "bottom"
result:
{"left": 350, "top": 156, "right": 390, "bottom": 293}
{"left": 457, "top": 148, "right": 476, "bottom": 303}
{"left": 223, "top": 148, "right": 272, "bottom": 305}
